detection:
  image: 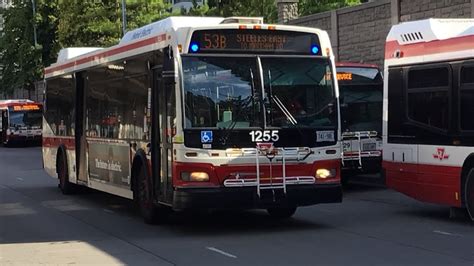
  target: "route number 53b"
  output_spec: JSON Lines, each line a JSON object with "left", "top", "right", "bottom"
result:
{"left": 249, "top": 130, "right": 279, "bottom": 142}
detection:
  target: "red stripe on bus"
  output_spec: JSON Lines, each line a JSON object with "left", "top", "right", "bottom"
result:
{"left": 384, "top": 34, "right": 474, "bottom": 59}
{"left": 43, "top": 136, "right": 75, "bottom": 150}
{"left": 383, "top": 160, "right": 462, "bottom": 207}
{"left": 173, "top": 159, "right": 341, "bottom": 187}
{"left": 45, "top": 34, "right": 167, "bottom": 75}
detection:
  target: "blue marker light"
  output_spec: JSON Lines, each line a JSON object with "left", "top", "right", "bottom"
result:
{"left": 311, "top": 45, "right": 319, "bottom": 55}
{"left": 190, "top": 43, "right": 200, "bottom": 53}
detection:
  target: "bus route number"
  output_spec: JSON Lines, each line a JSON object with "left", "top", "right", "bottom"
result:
{"left": 249, "top": 130, "right": 279, "bottom": 142}
{"left": 203, "top": 33, "right": 227, "bottom": 49}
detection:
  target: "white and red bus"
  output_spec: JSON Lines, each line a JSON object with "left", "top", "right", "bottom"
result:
{"left": 43, "top": 16, "right": 343, "bottom": 223}
{"left": 337, "top": 63, "right": 383, "bottom": 178}
{"left": 0, "top": 99, "right": 42, "bottom": 146}
{"left": 383, "top": 18, "right": 474, "bottom": 220}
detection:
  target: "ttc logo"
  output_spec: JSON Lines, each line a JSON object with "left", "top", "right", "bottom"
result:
{"left": 201, "top": 131, "right": 213, "bottom": 143}
{"left": 433, "top": 148, "right": 449, "bottom": 161}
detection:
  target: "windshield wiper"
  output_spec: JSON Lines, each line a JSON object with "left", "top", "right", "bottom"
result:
{"left": 271, "top": 95, "right": 297, "bottom": 126}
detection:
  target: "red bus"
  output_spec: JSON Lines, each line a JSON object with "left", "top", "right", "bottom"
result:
{"left": 337, "top": 63, "right": 383, "bottom": 180}
{"left": 43, "top": 17, "right": 343, "bottom": 223}
{"left": 0, "top": 99, "right": 42, "bottom": 146}
{"left": 383, "top": 18, "right": 474, "bottom": 220}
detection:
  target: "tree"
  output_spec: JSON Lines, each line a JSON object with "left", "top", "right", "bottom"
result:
{"left": 58, "top": 0, "right": 121, "bottom": 47}
{"left": 186, "top": 0, "right": 277, "bottom": 24}
{"left": 298, "top": 0, "right": 361, "bottom": 16}
{"left": 58, "top": 0, "right": 172, "bottom": 48}
{"left": 125, "top": 0, "right": 173, "bottom": 31}
{"left": 0, "top": 0, "right": 42, "bottom": 94}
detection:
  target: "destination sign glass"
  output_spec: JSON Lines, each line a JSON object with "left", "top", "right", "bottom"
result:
{"left": 336, "top": 67, "right": 382, "bottom": 85}
{"left": 189, "top": 29, "right": 322, "bottom": 55}
{"left": 13, "top": 105, "right": 41, "bottom": 111}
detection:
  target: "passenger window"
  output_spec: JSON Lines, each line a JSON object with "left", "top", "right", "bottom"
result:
{"left": 406, "top": 66, "right": 450, "bottom": 131}
{"left": 408, "top": 68, "right": 449, "bottom": 89}
{"left": 460, "top": 65, "right": 474, "bottom": 131}
{"left": 461, "top": 65, "right": 474, "bottom": 84}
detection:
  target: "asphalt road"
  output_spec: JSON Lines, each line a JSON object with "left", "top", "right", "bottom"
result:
{"left": 1, "top": 146, "right": 473, "bottom": 265}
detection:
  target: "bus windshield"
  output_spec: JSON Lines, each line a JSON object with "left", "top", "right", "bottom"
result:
{"left": 183, "top": 56, "right": 261, "bottom": 129}
{"left": 9, "top": 110, "right": 42, "bottom": 128}
{"left": 262, "top": 57, "right": 336, "bottom": 128}
{"left": 338, "top": 67, "right": 382, "bottom": 133}
{"left": 183, "top": 56, "right": 336, "bottom": 130}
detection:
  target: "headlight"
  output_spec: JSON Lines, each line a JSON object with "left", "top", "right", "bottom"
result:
{"left": 316, "top": 168, "right": 336, "bottom": 179}
{"left": 181, "top": 172, "right": 209, "bottom": 182}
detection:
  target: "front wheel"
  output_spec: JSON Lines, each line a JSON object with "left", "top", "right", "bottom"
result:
{"left": 58, "top": 154, "right": 76, "bottom": 195}
{"left": 135, "top": 165, "right": 164, "bottom": 224}
{"left": 267, "top": 207, "right": 297, "bottom": 219}
{"left": 465, "top": 169, "right": 474, "bottom": 221}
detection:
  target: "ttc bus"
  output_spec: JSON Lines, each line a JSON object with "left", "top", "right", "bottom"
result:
{"left": 383, "top": 19, "right": 474, "bottom": 220}
{"left": 0, "top": 99, "right": 42, "bottom": 146}
{"left": 43, "top": 16, "right": 342, "bottom": 223}
{"left": 337, "top": 63, "right": 383, "bottom": 178}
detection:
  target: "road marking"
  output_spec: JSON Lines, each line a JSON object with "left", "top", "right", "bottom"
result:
{"left": 16, "top": 178, "right": 23, "bottom": 181}
{"left": 433, "top": 230, "right": 462, "bottom": 237}
{"left": 206, "top": 247, "right": 237, "bottom": 259}
{"left": 103, "top": 209, "right": 114, "bottom": 213}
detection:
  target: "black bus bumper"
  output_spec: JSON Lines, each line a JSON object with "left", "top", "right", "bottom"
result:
{"left": 172, "top": 184, "right": 342, "bottom": 210}
{"left": 342, "top": 157, "right": 382, "bottom": 174}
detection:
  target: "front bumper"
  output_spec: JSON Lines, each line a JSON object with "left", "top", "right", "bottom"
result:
{"left": 172, "top": 183, "right": 342, "bottom": 210}
{"left": 342, "top": 156, "right": 382, "bottom": 173}
{"left": 5, "top": 135, "right": 42, "bottom": 145}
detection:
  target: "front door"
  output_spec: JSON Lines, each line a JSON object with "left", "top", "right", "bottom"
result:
{"left": 152, "top": 66, "right": 174, "bottom": 203}
{"left": 75, "top": 73, "right": 88, "bottom": 183}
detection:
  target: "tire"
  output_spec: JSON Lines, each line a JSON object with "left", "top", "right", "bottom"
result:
{"left": 135, "top": 165, "right": 162, "bottom": 224}
{"left": 58, "top": 152, "right": 75, "bottom": 195}
{"left": 465, "top": 169, "right": 474, "bottom": 221}
{"left": 267, "top": 207, "right": 297, "bottom": 219}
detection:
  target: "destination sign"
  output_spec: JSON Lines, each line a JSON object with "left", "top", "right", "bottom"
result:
{"left": 13, "top": 105, "right": 41, "bottom": 111}
{"left": 189, "top": 29, "right": 322, "bottom": 55}
{"left": 337, "top": 73, "right": 353, "bottom": 81}
{"left": 336, "top": 67, "right": 383, "bottom": 85}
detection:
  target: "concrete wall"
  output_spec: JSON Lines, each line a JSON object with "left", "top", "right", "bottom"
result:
{"left": 288, "top": 0, "right": 473, "bottom": 67}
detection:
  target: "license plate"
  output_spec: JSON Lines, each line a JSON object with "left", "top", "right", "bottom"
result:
{"left": 362, "top": 143, "right": 376, "bottom": 151}
{"left": 342, "top": 142, "right": 351, "bottom": 152}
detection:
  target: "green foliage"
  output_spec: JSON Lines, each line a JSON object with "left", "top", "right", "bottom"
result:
{"left": 58, "top": 0, "right": 121, "bottom": 47}
{"left": 299, "top": 0, "right": 361, "bottom": 16}
{"left": 0, "top": 0, "right": 56, "bottom": 93}
{"left": 58, "top": 0, "right": 172, "bottom": 48}
{"left": 126, "top": 0, "right": 174, "bottom": 31}
{"left": 186, "top": 0, "right": 277, "bottom": 24}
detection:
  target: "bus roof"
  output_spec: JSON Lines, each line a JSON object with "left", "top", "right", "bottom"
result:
{"left": 45, "top": 16, "right": 333, "bottom": 80}
{"left": 385, "top": 18, "right": 474, "bottom": 63}
{"left": 0, "top": 99, "right": 35, "bottom": 105}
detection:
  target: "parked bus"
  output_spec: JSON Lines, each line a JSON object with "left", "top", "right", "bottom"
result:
{"left": 337, "top": 63, "right": 383, "bottom": 180}
{"left": 0, "top": 99, "right": 42, "bottom": 146}
{"left": 43, "top": 17, "right": 342, "bottom": 223}
{"left": 383, "top": 18, "right": 474, "bottom": 220}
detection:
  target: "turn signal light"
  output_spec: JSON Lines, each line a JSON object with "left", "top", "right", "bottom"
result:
{"left": 316, "top": 168, "right": 336, "bottom": 179}
{"left": 181, "top": 172, "right": 209, "bottom": 182}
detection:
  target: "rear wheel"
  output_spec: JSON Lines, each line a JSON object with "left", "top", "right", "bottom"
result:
{"left": 267, "top": 207, "right": 297, "bottom": 219}
{"left": 58, "top": 153, "right": 75, "bottom": 195}
{"left": 465, "top": 169, "right": 474, "bottom": 221}
{"left": 135, "top": 165, "right": 162, "bottom": 224}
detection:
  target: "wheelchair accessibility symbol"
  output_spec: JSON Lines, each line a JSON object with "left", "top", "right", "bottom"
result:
{"left": 201, "top": 131, "right": 213, "bottom": 143}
